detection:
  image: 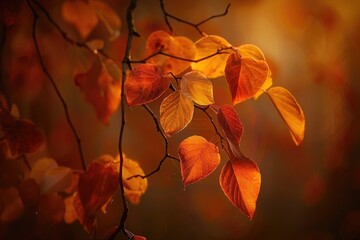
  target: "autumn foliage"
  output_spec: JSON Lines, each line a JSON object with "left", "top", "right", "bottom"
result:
{"left": 0, "top": 0, "right": 307, "bottom": 239}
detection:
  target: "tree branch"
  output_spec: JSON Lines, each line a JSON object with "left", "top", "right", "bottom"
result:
{"left": 27, "top": 0, "right": 86, "bottom": 171}
{"left": 108, "top": 0, "right": 138, "bottom": 239}
{"left": 126, "top": 104, "right": 179, "bottom": 180}
{"left": 29, "top": 0, "right": 112, "bottom": 60}
{"left": 160, "top": 0, "right": 231, "bottom": 35}
{"left": 130, "top": 47, "right": 232, "bottom": 64}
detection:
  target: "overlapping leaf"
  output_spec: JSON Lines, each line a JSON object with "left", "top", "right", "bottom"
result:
{"left": 180, "top": 71, "right": 214, "bottom": 106}
{"left": 217, "top": 104, "right": 244, "bottom": 155}
{"left": 238, "top": 44, "right": 273, "bottom": 99}
{"left": 146, "top": 30, "right": 195, "bottom": 75}
{"left": 160, "top": 90, "right": 194, "bottom": 137}
{"left": 125, "top": 64, "right": 170, "bottom": 107}
{"left": 62, "top": 0, "right": 121, "bottom": 40}
{"left": 75, "top": 59, "right": 121, "bottom": 124}
{"left": 225, "top": 52, "right": 269, "bottom": 105}
{"left": 267, "top": 87, "right": 305, "bottom": 145}
{"left": 191, "top": 35, "right": 231, "bottom": 78}
{"left": 75, "top": 155, "right": 119, "bottom": 233}
{"left": 178, "top": 135, "right": 220, "bottom": 187}
{"left": 0, "top": 110, "right": 43, "bottom": 156}
{"left": 220, "top": 155, "right": 261, "bottom": 220}
{"left": 30, "top": 158, "right": 72, "bottom": 195}
{"left": 122, "top": 155, "right": 148, "bottom": 205}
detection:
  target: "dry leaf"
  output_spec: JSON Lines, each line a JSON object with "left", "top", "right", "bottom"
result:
{"left": 180, "top": 71, "right": 214, "bottom": 106}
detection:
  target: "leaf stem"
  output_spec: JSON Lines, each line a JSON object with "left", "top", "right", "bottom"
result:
{"left": 27, "top": 0, "right": 86, "bottom": 171}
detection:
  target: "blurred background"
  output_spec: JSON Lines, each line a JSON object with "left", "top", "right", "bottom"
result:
{"left": 1, "top": 0, "right": 360, "bottom": 239}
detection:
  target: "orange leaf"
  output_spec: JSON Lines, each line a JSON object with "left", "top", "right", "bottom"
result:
{"left": 225, "top": 52, "right": 269, "bottom": 105}
{"left": 61, "top": 0, "right": 98, "bottom": 39}
{"left": 64, "top": 195, "right": 78, "bottom": 224}
{"left": 72, "top": 192, "right": 94, "bottom": 232}
{"left": 75, "top": 59, "right": 121, "bottom": 124}
{"left": 122, "top": 155, "right": 148, "bottom": 205}
{"left": 0, "top": 110, "right": 44, "bottom": 156}
{"left": 125, "top": 63, "right": 170, "bottom": 107}
{"left": 238, "top": 44, "right": 266, "bottom": 61}
{"left": 191, "top": 35, "right": 231, "bottom": 78}
{"left": 134, "top": 235, "right": 147, "bottom": 240}
{"left": 220, "top": 156, "right": 261, "bottom": 220}
{"left": 180, "top": 71, "right": 214, "bottom": 106}
{"left": 267, "top": 87, "right": 305, "bottom": 145}
{"left": 146, "top": 30, "right": 195, "bottom": 75}
{"left": 217, "top": 105, "right": 243, "bottom": 155}
{"left": 160, "top": 90, "right": 194, "bottom": 137}
{"left": 178, "top": 135, "right": 220, "bottom": 187}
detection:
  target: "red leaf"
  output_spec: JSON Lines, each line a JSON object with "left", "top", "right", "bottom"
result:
{"left": 18, "top": 179, "right": 40, "bottom": 208}
{"left": 217, "top": 104, "right": 243, "bottom": 155}
{"left": 178, "top": 135, "right": 220, "bottom": 187}
{"left": 125, "top": 64, "right": 170, "bottom": 107}
{"left": 76, "top": 155, "right": 119, "bottom": 232}
{"left": 225, "top": 52, "right": 269, "bottom": 105}
{"left": 0, "top": 110, "right": 44, "bottom": 156}
{"left": 37, "top": 193, "right": 65, "bottom": 225}
{"left": 219, "top": 156, "right": 261, "bottom": 219}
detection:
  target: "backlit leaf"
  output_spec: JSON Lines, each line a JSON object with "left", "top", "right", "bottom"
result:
{"left": 178, "top": 135, "right": 220, "bottom": 187}
{"left": 75, "top": 155, "right": 118, "bottom": 232}
{"left": 75, "top": 59, "right": 121, "bottom": 124}
{"left": 160, "top": 90, "right": 194, "bottom": 137}
{"left": 191, "top": 35, "right": 231, "bottom": 78}
{"left": 122, "top": 155, "right": 148, "bottom": 205}
{"left": 238, "top": 44, "right": 266, "bottom": 61}
{"left": 180, "top": 71, "right": 214, "bottom": 106}
{"left": 0, "top": 110, "right": 44, "bottom": 156}
{"left": 146, "top": 30, "right": 195, "bottom": 75}
{"left": 125, "top": 64, "right": 170, "bottom": 107}
{"left": 220, "top": 156, "right": 261, "bottom": 220}
{"left": 30, "top": 158, "right": 58, "bottom": 184}
{"left": 61, "top": 0, "right": 98, "bottom": 39}
{"left": 225, "top": 52, "right": 269, "bottom": 104}
{"left": 217, "top": 105, "right": 244, "bottom": 155}
{"left": 267, "top": 87, "right": 305, "bottom": 145}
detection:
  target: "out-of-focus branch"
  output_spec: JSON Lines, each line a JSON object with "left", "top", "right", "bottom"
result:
{"left": 27, "top": 0, "right": 86, "bottom": 171}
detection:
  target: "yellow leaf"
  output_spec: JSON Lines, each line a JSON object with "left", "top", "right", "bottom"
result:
{"left": 160, "top": 90, "right": 194, "bottom": 137}
{"left": 191, "top": 35, "right": 231, "bottom": 78}
{"left": 267, "top": 86, "right": 305, "bottom": 145}
{"left": 146, "top": 30, "right": 195, "bottom": 75}
{"left": 238, "top": 44, "right": 273, "bottom": 99}
{"left": 238, "top": 44, "right": 266, "bottom": 61}
{"left": 180, "top": 71, "right": 214, "bottom": 106}
{"left": 122, "top": 155, "right": 148, "bottom": 205}
{"left": 86, "top": 39, "right": 105, "bottom": 52}
{"left": 178, "top": 135, "right": 220, "bottom": 187}
{"left": 39, "top": 167, "right": 72, "bottom": 195}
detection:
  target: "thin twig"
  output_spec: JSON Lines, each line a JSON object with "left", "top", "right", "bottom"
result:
{"left": 30, "top": 0, "right": 112, "bottom": 60}
{"left": 160, "top": 0, "right": 231, "bottom": 35}
{"left": 130, "top": 47, "right": 232, "bottom": 64}
{"left": 125, "top": 104, "right": 180, "bottom": 180}
{"left": 194, "top": 105, "right": 226, "bottom": 150}
{"left": 27, "top": 0, "right": 86, "bottom": 171}
{"left": 108, "top": 0, "right": 138, "bottom": 239}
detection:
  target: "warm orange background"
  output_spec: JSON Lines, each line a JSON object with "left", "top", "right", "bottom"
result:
{"left": 2, "top": 0, "right": 360, "bottom": 239}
